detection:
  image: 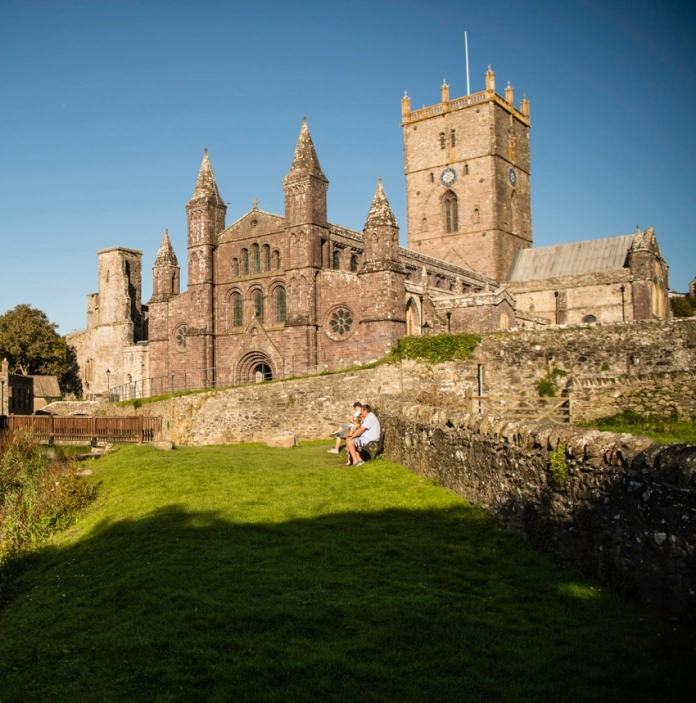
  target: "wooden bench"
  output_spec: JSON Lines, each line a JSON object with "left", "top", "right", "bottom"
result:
{"left": 359, "top": 429, "right": 385, "bottom": 462}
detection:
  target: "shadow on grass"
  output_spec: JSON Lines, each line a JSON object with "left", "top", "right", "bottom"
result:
{"left": 0, "top": 504, "right": 692, "bottom": 702}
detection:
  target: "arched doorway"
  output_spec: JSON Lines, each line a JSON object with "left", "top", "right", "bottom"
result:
{"left": 235, "top": 351, "right": 275, "bottom": 385}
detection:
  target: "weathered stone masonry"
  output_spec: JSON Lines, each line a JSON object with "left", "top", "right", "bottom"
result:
{"left": 382, "top": 404, "right": 696, "bottom": 621}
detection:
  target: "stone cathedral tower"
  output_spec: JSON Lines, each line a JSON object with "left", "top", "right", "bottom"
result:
{"left": 401, "top": 66, "right": 532, "bottom": 281}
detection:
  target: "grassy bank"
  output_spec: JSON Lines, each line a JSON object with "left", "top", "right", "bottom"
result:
{"left": 0, "top": 443, "right": 691, "bottom": 701}
{"left": 585, "top": 409, "right": 696, "bottom": 444}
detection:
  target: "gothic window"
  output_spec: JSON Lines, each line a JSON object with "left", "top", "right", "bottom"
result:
{"left": 350, "top": 254, "right": 359, "bottom": 272}
{"left": 439, "top": 133, "right": 446, "bottom": 149}
{"left": 252, "top": 244, "right": 260, "bottom": 273}
{"left": 241, "top": 249, "right": 249, "bottom": 275}
{"left": 232, "top": 292, "right": 243, "bottom": 327}
{"left": 276, "top": 287, "right": 286, "bottom": 323}
{"left": 442, "top": 190, "right": 458, "bottom": 233}
{"left": 450, "top": 129, "right": 456, "bottom": 147}
{"left": 500, "top": 311, "right": 510, "bottom": 330}
{"left": 263, "top": 244, "right": 271, "bottom": 272}
{"left": 232, "top": 258, "right": 239, "bottom": 277}
{"left": 85, "top": 358, "right": 95, "bottom": 383}
{"left": 272, "top": 250, "right": 281, "bottom": 270}
{"left": 510, "top": 191, "right": 517, "bottom": 233}
{"left": 254, "top": 289, "right": 264, "bottom": 322}
{"left": 175, "top": 324, "right": 188, "bottom": 350}
{"left": 464, "top": 163, "right": 469, "bottom": 175}
{"left": 332, "top": 250, "right": 341, "bottom": 270}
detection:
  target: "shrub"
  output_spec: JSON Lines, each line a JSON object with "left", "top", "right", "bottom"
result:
{"left": 0, "top": 431, "right": 96, "bottom": 564}
{"left": 389, "top": 333, "right": 481, "bottom": 364}
{"left": 549, "top": 444, "right": 568, "bottom": 486}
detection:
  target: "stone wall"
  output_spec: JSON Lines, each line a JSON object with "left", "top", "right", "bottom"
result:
{"left": 380, "top": 403, "right": 696, "bottom": 621}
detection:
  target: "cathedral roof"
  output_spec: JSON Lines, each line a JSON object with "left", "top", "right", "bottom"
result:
{"left": 506, "top": 234, "right": 636, "bottom": 281}
{"left": 190, "top": 148, "right": 223, "bottom": 203}
{"left": 154, "top": 229, "right": 179, "bottom": 267}
{"left": 364, "top": 179, "right": 398, "bottom": 229}
{"left": 287, "top": 117, "right": 327, "bottom": 182}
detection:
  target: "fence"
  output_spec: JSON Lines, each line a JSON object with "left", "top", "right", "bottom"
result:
{"left": 465, "top": 391, "right": 571, "bottom": 424}
{"left": 0, "top": 415, "right": 162, "bottom": 444}
{"left": 106, "top": 348, "right": 373, "bottom": 402}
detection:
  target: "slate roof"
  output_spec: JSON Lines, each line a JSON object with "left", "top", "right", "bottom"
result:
{"left": 30, "top": 375, "right": 61, "bottom": 397}
{"left": 506, "top": 234, "right": 635, "bottom": 282}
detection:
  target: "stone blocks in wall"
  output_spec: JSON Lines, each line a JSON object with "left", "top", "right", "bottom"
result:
{"left": 381, "top": 403, "right": 696, "bottom": 621}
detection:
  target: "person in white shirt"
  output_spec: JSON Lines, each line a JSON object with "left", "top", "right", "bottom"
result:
{"left": 346, "top": 404, "right": 381, "bottom": 466}
{"left": 328, "top": 402, "right": 363, "bottom": 454}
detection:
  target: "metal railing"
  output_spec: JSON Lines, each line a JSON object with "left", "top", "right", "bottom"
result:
{"left": 106, "top": 345, "right": 377, "bottom": 402}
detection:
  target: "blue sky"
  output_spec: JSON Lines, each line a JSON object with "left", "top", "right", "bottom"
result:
{"left": 1, "top": 0, "right": 694, "bottom": 334}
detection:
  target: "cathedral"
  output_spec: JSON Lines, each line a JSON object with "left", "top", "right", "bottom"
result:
{"left": 67, "top": 67, "right": 670, "bottom": 398}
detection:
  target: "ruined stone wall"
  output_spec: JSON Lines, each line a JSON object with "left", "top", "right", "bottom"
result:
{"left": 397, "top": 318, "right": 696, "bottom": 421}
{"left": 380, "top": 403, "right": 696, "bottom": 621}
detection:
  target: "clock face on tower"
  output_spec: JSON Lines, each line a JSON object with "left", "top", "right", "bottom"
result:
{"left": 440, "top": 167, "right": 457, "bottom": 187}
{"left": 508, "top": 168, "right": 517, "bottom": 186}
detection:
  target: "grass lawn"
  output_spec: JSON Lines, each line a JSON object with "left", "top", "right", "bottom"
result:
{"left": 0, "top": 443, "right": 692, "bottom": 702}
{"left": 584, "top": 409, "right": 696, "bottom": 444}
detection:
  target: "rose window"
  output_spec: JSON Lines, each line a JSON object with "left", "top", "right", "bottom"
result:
{"left": 329, "top": 308, "right": 353, "bottom": 337}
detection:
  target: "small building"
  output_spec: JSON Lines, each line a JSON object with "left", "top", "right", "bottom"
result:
{"left": 0, "top": 359, "right": 34, "bottom": 416}
{"left": 30, "top": 375, "right": 62, "bottom": 412}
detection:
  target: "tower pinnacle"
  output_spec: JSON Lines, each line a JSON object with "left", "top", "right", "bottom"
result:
{"left": 191, "top": 149, "right": 223, "bottom": 203}
{"left": 365, "top": 178, "right": 398, "bottom": 229}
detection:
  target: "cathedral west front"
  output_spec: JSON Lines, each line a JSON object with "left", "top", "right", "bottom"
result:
{"left": 68, "top": 67, "right": 670, "bottom": 398}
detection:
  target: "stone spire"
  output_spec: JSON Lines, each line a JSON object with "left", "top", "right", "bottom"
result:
{"left": 154, "top": 229, "right": 179, "bottom": 267}
{"left": 282, "top": 117, "right": 329, "bottom": 226}
{"left": 287, "top": 117, "right": 327, "bottom": 182}
{"left": 190, "top": 148, "right": 223, "bottom": 203}
{"left": 365, "top": 179, "right": 398, "bottom": 229}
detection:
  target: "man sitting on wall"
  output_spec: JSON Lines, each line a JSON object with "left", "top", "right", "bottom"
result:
{"left": 345, "top": 404, "right": 381, "bottom": 467}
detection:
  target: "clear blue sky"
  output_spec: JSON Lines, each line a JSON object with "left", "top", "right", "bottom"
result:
{"left": 1, "top": 0, "right": 694, "bottom": 334}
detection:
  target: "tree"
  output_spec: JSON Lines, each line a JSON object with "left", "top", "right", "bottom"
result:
{"left": 0, "top": 304, "right": 70, "bottom": 381}
{"left": 670, "top": 295, "right": 696, "bottom": 318}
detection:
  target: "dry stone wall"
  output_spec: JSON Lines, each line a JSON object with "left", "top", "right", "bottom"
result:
{"left": 380, "top": 403, "right": 696, "bottom": 621}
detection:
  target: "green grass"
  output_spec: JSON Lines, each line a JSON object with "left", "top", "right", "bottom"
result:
{"left": 585, "top": 409, "right": 696, "bottom": 444}
{"left": 0, "top": 443, "right": 692, "bottom": 702}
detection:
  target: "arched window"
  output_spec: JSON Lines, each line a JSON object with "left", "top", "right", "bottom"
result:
{"left": 582, "top": 314, "right": 597, "bottom": 324}
{"left": 85, "top": 358, "right": 95, "bottom": 382}
{"left": 464, "top": 163, "right": 469, "bottom": 175}
{"left": 241, "top": 249, "right": 249, "bottom": 275}
{"left": 442, "top": 190, "right": 458, "bottom": 233}
{"left": 500, "top": 310, "right": 510, "bottom": 330}
{"left": 262, "top": 244, "right": 271, "bottom": 272}
{"left": 276, "top": 287, "right": 286, "bottom": 323}
{"left": 272, "top": 250, "right": 281, "bottom": 270}
{"left": 232, "top": 292, "right": 243, "bottom": 327}
{"left": 252, "top": 244, "right": 260, "bottom": 273}
{"left": 232, "top": 258, "right": 239, "bottom": 277}
{"left": 510, "top": 191, "right": 517, "bottom": 233}
{"left": 350, "top": 254, "right": 359, "bottom": 272}
{"left": 430, "top": 172, "right": 434, "bottom": 183}
{"left": 450, "top": 129, "right": 456, "bottom": 147}
{"left": 332, "top": 250, "right": 341, "bottom": 270}
{"left": 254, "top": 289, "right": 264, "bottom": 322}
{"left": 439, "top": 132, "right": 446, "bottom": 149}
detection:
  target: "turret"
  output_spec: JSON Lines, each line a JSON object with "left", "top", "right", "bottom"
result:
{"left": 151, "top": 229, "right": 180, "bottom": 302}
{"left": 282, "top": 117, "right": 328, "bottom": 226}
{"left": 362, "top": 179, "right": 401, "bottom": 270}
{"left": 186, "top": 149, "right": 226, "bottom": 286}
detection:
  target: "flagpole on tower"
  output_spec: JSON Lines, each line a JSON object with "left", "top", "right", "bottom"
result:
{"left": 465, "top": 31, "right": 470, "bottom": 95}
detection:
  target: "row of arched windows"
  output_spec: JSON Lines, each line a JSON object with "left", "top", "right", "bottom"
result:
{"left": 229, "top": 287, "right": 286, "bottom": 327}
{"left": 232, "top": 244, "right": 281, "bottom": 277}
{"left": 331, "top": 250, "right": 360, "bottom": 272}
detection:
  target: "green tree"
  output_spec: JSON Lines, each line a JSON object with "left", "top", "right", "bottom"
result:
{"left": 670, "top": 295, "right": 696, "bottom": 318}
{"left": 0, "top": 304, "right": 70, "bottom": 382}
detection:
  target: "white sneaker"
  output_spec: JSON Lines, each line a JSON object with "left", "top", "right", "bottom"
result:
{"left": 327, "top": 448, "right": 339, "bottom": 454}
